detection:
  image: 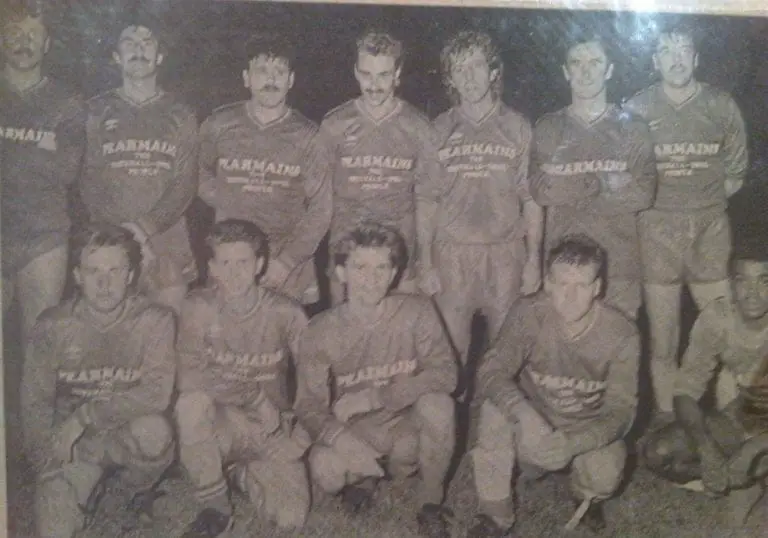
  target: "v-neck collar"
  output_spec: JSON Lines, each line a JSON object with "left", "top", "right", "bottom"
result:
{"left": 116, "top": 88, "right": 165, "bottom": 108}
{"left": 659, "top": 81, "right": 701, "bottom": 111}
{"left": 566, "top": 103, "right": 613, "bottom": 129}
{"left": 456, "top": 100, "right": 500, "bottom": 128}
{"left": 245, "top": 102, "right": 292, "bottom": 130}
{"left": 354, "top": 97, "right": 402, "bottom": 126}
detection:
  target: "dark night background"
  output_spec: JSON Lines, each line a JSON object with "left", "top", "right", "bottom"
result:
{"left": 4, "top": 2, "right": 768, "bottom": 536}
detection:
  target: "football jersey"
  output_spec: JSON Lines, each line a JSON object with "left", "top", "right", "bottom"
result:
{"left": 0, "top": 77, "right": 85, "bottom": 256}
{"left": 177, "top": 286, "right": 307, "bottom": 412}
{"left": 21, "top": 294, "right": 176, "bottom": 472}
{"left": 478, "top": 294, "right": 639, "bottom": 453}
{"left": 295, "top": 293, "right": 456, "bottom": 444}
{"left": 427, "top": 103, "right": 532, "bottom": 244}
{"left": 82, "top": 89, "right": 198, "bottom": 261}
{"left": 624, "top": 82, "right": 748, "bottom": 211}
{"left": 198, "top": 103, "right": 332, "bottom": 266}
{"left": 531, "top": 105, "right": 656, "bottom": 281}
{"left": 676, "top": 300, "right": 768, "bottom": 403}
{"left": 320, "top": 98, "right": 439, "bottom": 273}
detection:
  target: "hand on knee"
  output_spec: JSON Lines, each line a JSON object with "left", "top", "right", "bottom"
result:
{"left": 130, "top": 415, "right": 174, "bottom": 459}
{"left": 573, "top": 443, "right": 626, "bottom": 499}
{"left": 414, "top": 393, "right": 455, "bottom": 432}
{"left": 309, "top": 446, "right": 347, "bottom": 494}
{"left": 175, "top": 391, "right": 216, "bottom": 444}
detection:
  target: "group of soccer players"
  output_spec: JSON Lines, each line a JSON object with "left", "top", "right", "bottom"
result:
{"left": 3, "top": 4, "right": 768, "bottom": 538}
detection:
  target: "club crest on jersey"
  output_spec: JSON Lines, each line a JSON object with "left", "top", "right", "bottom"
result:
{"left": 104, "top": 119, "right": 119, "bottom": 131}
{"left": 343, "top": 122, "right": 362, "bottom": 146}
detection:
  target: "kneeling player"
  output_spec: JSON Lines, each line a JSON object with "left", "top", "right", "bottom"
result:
{"left": 643, "top": 240, "right": 768, "bottom": 526}
{"left": 175, "top": 219, "right": 311, "bottom": 537}
{"left": 469, "top": 234, "right": 639, "bottom": 537}
{"left": 21, "top": 224, "right": 177, "bottom": 538}
{"left": 295, "top": 222, "right": 457, "bottom": 538}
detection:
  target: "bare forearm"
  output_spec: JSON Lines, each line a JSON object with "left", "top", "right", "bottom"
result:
{"left": 523, "top": 200, "right": 543, "bottom": 262}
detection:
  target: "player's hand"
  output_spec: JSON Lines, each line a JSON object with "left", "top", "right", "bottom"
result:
{"left": 598, "top": 171, "right": 633, "bottom": 193}
{"left": 262, "top": 257, "right": 293, "bottom": 290}
{"left": 52, "top": 415, "right": 86, "bottom": 464}
{"left": 418, "top": 266, "right": 441, "bottom": 297}
{"left": 250, "top": 393, "right": 282, "bottom": 436}
{"left": 122, "top": 222, "right": 156, "bottom": 265}
{"left": 332, "top": 430, "right": 385, "bottom": 478}
{"left": 700, "top": 443, "right": 730, "bottom": 494}
{"left": 520, "top": 257, "right": 541, "bottom": 295}
{"left": 333, "top": 388, "right": 382, "bottom": 423}
{"left": 534, "top": 430, "right": 573, "bottom": 471}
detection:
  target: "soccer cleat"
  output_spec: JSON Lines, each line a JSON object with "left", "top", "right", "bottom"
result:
{"left": 180, "top": 508, "right": 234, "bottom": 538}
{"left": 416, "top": 503, "right": 453, "bottom": 538}
{"left": 466, "top": 514, "right": 515, "bottom": 538}
{"left": 122, "top": 488, "right": 166, "bottom": 531}
{"left": 339, "top": 477, "right": 379, "bottom": 514}
{"left": 572, "top": 499, "right": 606, "bottom": 534}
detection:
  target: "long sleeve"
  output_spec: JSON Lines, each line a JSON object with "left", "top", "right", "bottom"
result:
{"left": 137, "top": 110, "right": 199, "bottom": 237}
{"left": 76, "top": 312, "right": 176, "bottom": 430}
{"left": 721, "top": 96, "right": 749, "bottom": 196}
{"left": 675, "top": 306, "right": 727, "bottom": 402}
{"left": 21, "top": 319, "right": 60, "bottom": 473}
{"left": 378, "top": 302, "right": 457, "bottom": 412}
{"left": 589, "top": 121, "right": 656, "bottom": 215}
{"left": 565, "top": 330, "right": 640, "bottom": 455}
{"left": 55, "top": 97, "right": 87, "bottom": 188}
{"left": 529, "top": 119, "right": 600, "bottom": 207}
{"left": 176, "top": 297, "right": 211, "bottom": 394}
{"left": 197, "top": 115, "right": 218, "bottom": 208}
{"left": 274, "top": 134, "right": 333, "bottom": 267}
{"left": 476, "top": 301, "right": 533, "bottom": 425}
{"left": 294, "top": 330, "right": 346, "bottom": 445}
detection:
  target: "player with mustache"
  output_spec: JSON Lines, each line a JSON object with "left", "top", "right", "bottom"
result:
{"left": 319, "top": 29, "right": 441, "bottom": 305}
{"left": 80, "top": 18, "right": 198, "bottom": 314}
{"left": 198, "top": 34, "right": 331, "bottom": 306}
{"left": 624, "top": 22, "right": 749, "bottom": 415}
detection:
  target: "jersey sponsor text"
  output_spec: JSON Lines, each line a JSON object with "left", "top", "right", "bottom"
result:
{"left": 337, "top": 359, "right": 418, "bottom": 389}
{"left": 540, "top": 159, "right": 628, "bottom": 176}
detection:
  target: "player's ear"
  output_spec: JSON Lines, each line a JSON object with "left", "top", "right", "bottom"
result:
{"left": 592, "top": 277, "right": 603, "bottom": 299}
{"left": 43, "top": 35, "right": 50, "bottom": 55}
{"left": 561, "top": 64, "right": 571, "bottom": 82}
{"left": 605, "top": 62, "right": 614, "bottom": 81}
{"left": 693, "top": 52, "right": 699, "bottom": 70}
{"left": 156, "top": 52, "right": 164, "bottom": 66}
{"left": 652, "top": 53, "right": 660, "bottom": 72}
{"left": 112, "top": 50, "right": 121, "bottom": 65}
{"left": 288, "top": 70, "right": 295, "bottom": 90}
{"left": 334, "top": 264, "right": 348, "bottom": 286}
{"left": 73, "top": 267, "right": 82, "bottom": 288}
{"left": 255, "top": 256, "right": 266, "bottom": 276}
{"left": 207, "top": 258, "right": 219, "bottom": 281}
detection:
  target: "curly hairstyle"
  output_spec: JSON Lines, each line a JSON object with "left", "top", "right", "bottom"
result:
{"left": 440, "top": 30, "right": 503, "bottom": 106}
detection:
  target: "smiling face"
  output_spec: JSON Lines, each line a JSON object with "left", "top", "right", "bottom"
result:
{"left": 113, "top": 25, "right": 162, "bottom": 80}
{"left": 1, "top": 15, "right": 49, "bottom": 72}
{"left": 563, "top": 40, "right": 613, "bottom": 100}
{"left": 732, "top": 260, "right": 768, "bottom": 322}
{"left": 653, "top": 32, "right": 698, "bottom": 89}
{"left": 208, "top": 241, "right": 264, "bottom": 301}
{"left": 336, "top": 246, "right": 398, "bottom": 307}
{"left": 243, "top": 54, "right": 294, "bottom": 109}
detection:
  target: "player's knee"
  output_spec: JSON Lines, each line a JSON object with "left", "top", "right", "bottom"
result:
{"left": 414, "top": 393, "right": 455, "bottom": 433}
{"left": 643, "top": 424, "right": 688, "bottom": 472}
{"left": 274, "top": 464, "right": 311, "bottom": 529}
{"left": 175, "top": 391, "right": 215, "bottom": 442}
{"left": 391, "top": 431, "right": 419, "bottom": 467}
{"left": 36, "top": 475, "right": 81, "bottom": 537}
{"left": 308, "top": 445, "right": 347, "bottom": 494}
{"left": 130, "top": 415, "right": 174, "bottom": 459}
{"left": 573, "top": 441, "right": 626, "bottom": 498}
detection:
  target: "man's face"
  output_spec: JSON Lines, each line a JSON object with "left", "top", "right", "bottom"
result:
{"left": 209, "top": 241, "right": 263, "bottom": 300}
{"left": 449, "top": 46, "right": 497, "bottom": 105}
{"left": 546, "top": 262, "right": 601, "bottom": 324}
{"left": 336, "top": 246, "right": 397, "bottom": 307}
{"left": 113, "top": 25, "right": 162, "bottom": 80}
{"left": 74, "top": 246, "right": 133, "bottom": 314}
{"left": 732, "top": 260, "right": 768, "bottom": 321}
{"left": 243, "top": 54, "right": 294, "bottom": 109}
{"left": 563, "top": 41, "right": 613, "bottom": 100}
{"left": 653, "top": 33, "right": 698, "bottom": 89}
{"left": 354, "top": 51, "right": 400, "bottom": 109}
{"left": 1, "top": 16, "right": 49, "bottom": 72}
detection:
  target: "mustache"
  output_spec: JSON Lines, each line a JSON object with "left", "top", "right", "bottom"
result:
{"left": 260, "top": 84, "right": 280, "bottom": 92}
{"left": 11, "top": 47, "right": 34, "bottom": 55}
{"left": 128, "top": 56, "right": 150, "bottom": 63}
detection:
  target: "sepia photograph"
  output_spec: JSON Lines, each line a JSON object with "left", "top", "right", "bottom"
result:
{"left": 2, "top": 0, "right": 768, "bottom": 537}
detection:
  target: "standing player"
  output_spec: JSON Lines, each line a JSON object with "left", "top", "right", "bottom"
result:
{"left": 469, "top": 235, "right": 639, "bottom": 537}
{"left": 198, "top": 34, "right": 331, "bottom": 306}
{"left": 530, "top": 31, "right": 656, "bottom": 321}
{"left": 320, "top": 29, "right": 440, "bottom": 305}
{"left": 81, "top": 20, "right": 198, "bottom": 313}
{"left": 1, "top": 4, "right": 85, "bottom": 344}
{"left": 21, "top": 224, "right": 176, "bottom": 538}
{"left": 643, "top": 239, "right": 768, "bottom": 527}
{"left": 418, "top": 30, "right": 543, "bottom": 372}
{"left": 624, "top": 22, "right": 749, "bottom": 413}
{"left": 295, "top": 222, "right": 457, "bottom": 538}
{"left": 175, "top": 219, "right": 311, "bottom": 537}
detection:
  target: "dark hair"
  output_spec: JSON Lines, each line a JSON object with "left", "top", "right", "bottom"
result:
{"left": 654, "top": 21, "right": 700, "bottom": 52}
{"left": 546, "top": 233, "right": 606, "bottom": 274}
{"left": 730, "top": 236, "right": 768, "bottom": 274}
{"left": 356, "top": 29, "right": 404, "bottom": 68}
{"left": 561, "top": 27, "right": 613, "bottom": 65}
{"left": 112, "top": 13, "right": 165, "bottom": 53}
{"left": 244, "top": 33, "right": 297, "bottom": 70}
{"left": 440, "top": 30, "right": 503, "bottom": 106}
{"left": 71, "top": 223, "right": 142, "bottom": 272}
{"left": 333, "top": 221, "right": 407, "bottom": 272}
{"left": 2, "top": 0, "right": 46, "bottom": 29}
{"left": 206, "top": 219, "right": 269, "bottom": 262}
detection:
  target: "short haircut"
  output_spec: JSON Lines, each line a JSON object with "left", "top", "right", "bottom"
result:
{"left": 730, "top": 235, "right": 768, "bottom": 273}
{"left": 244, "top": 33, "right": 296, "bottom": 70}
{"left": 654, "top": 20, "right": 699, "bottom": 52}
{"left": 546, "top": 233, "right": 606, "bottom": 274}
{"left": 333, "top": 221, "right": 407, "bottom": 272}
{"left": 1, "top": 1, "right": 46, "bottom": 31}
{"left": 206, "top": 219, "right": 269, "bottom": 262}
{"left": 440, "top": 30, "right": 503, "bottom": 105}
{"left": 561, "top": 27, "right": 613, "bottom": 65}
{"left": 71, "top": 223, "right": 142, "bottom": 272}
{"left": 112, "top": 13, "right": 165, "bottom": 53}
{"left": 356, "top": 29, "right": 403, "bottom": 67}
